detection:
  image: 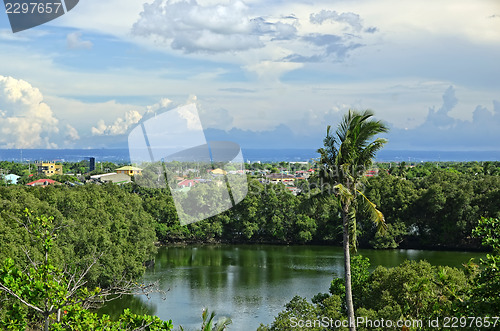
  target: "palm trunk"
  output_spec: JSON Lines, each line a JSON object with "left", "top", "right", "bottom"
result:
{"left": 342, "top": 202, "right": 356, "bottom": 331}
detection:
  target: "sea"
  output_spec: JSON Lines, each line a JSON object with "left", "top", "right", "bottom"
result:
{"left": 0, "top": 149, "right": 499, "bottom": 163}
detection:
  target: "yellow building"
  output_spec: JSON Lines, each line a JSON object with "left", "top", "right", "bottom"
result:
{"left": 36, "top": 162, "right": 63, "bottom": 176}
{"left": 115, "top": 166, "right": 143, "bottom": 176}
{"left": 211, "top": 168, "right": 227, "bottom": 175}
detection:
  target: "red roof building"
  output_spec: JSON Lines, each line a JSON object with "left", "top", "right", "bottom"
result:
{"left": 26, "top": 179, "right": 60, "bottom": 187}
{"left": 177, "top": 179, "right": 200, "bottom": 188}
{"left": 365, "top": 169, "right": 379, "bottom": 177}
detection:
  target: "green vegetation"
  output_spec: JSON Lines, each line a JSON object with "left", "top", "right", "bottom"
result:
{"left": 260, "top": 218, "right": 500, "bottom": 330}
{"left": 363, "top": 168, "right": 500, "bottom": 249}
{"left": 1, "top": 159, "right": 499, "bottom": 250}
{"left": 0, "top": 210, "right": 172, "bottom": 330}
{"left": 0, "top": 184, "right": 158, "bottom": 286}
{"left": 0, "top": 149, "right": 499, "bottom": 329}
{"left": 132, "top": 160, "right": 499, "bottom": 250}
{"left": 195, "top": 309, "right": 231, "bottom": 331}
{"left": 316, "top": 110, "right": 388, "bottom": 329}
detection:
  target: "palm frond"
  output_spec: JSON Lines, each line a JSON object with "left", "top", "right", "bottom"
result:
{"left": 356, "top": 138, "right": 388, "bottom": 170}
{"left": 356, "top": 118, "right": 388, "bottom": 143}
{"left": 201, "top": 309, "right": 216, "bottom": 331}
{"left": 214, "top": 317, "right": 232, "bottom": 331}
{"left": 357, "top": 190, "right": 387, "bottom": 235}
{"left": 333, "top": 183, "right": 353, "bottom": 203}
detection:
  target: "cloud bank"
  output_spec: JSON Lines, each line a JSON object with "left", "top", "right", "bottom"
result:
{"left": 131, "top": 0, "right": 373, "bottom": 65}
{"left": 0, "top": 75, "right": 59, "bottom": 148}
{"left": 387, "top": 86, "right": 500, "bottom": 150}
{"left": 310, "top": 10, "right": 363, "bottom": 31}
{"left": 132, "top": 0, "right": 296, "bottom": 53}
{"left": 91, "top": 110, "right": 142, "bottom": 136}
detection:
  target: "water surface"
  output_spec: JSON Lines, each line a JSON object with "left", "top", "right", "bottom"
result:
{"left": 100, "top": 245, "right": 486, "bottom": 330}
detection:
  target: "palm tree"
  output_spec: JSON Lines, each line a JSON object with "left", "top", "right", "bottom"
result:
{"left": 180, "top": 308, "right": 231, "bottom": 331}
{"left": 317, "top": 110, "right": 388, "bottom": 330}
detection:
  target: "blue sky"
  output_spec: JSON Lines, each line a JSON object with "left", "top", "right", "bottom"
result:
{"left": 0, "top": 0, "right": 499, "bottom": 151}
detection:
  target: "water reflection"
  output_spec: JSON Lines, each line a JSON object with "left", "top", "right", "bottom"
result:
{"left": 98, "top": 295, "right": 157, "bottom": 320}
{"left": 102, "top": 245, "right": 485, "bottom": 330}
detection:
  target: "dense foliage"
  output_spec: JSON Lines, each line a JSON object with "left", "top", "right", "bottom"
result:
{"left": 363, "top": 167, "right": 500, "bottom": 249}
{"left": 259, "top": 218, "right": 500, "bottom": 330}
{"left": 0, "top": 184, "right": 157, "bottom": 286}
{"left": 133, "top": 162, "right": 499, "bottom": 250}
{"left": 0, "top": 210, "right": 172, "bottom": 330}
{"left": 1, "top": 160, "right": 499, "bottom": 329}
{"left": 2, "top": 161, "right": 499, "bottom": 251}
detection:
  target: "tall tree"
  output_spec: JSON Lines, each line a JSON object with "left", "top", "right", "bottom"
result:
{"left": 317, "top": 110, "right": 388, "bottom": 330}
{"left": 0, "top": 210, "right": 166, "bottom": 330}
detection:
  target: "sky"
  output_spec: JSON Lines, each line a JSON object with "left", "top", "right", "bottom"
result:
{"left": 0, "top": 0, "right": 499, "bottom": 151}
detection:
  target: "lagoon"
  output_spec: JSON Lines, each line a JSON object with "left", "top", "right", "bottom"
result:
{"left": 100, "top": 245, "right": 486, "bottom": 330}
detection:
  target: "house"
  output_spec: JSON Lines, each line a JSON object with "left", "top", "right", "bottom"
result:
{"left": 3, "top": 174, "right": 20, "bottom": 185}
{"left": 90, "top": 172, "right": 132, "bottom": 184}
{"left": 26, "top": 179, "right": 60, "bottom": 187}
{"left": 266, "top": 173, "right": 296, "bottom": 185}
{"left": 36, "top": 161, "right": 63, "bottom": 176}
{"left": 90, "top": 173, "right": 117, "bottom": 180}
{"left": 294, "top": 170, "right": 309, "bottom": 179}
{"left": 115, "top": 166, "right": 142, "bottom": 176}
{"left": 228, "top": 170, "right": 245, "bottom": 175}
{"left": 177, "top": 179, "right": 200, "bottom": 188}
{"left": 99, "top": 173, "right": 131, "bottom": 184}
{"left": 286, "top": 187, "right": 301, "bottom": 196}
{"left": 365, "top": 169, "right": 379, "bottom": 177}
{"left": 211, "top": 168, "right": 227, "bottom": 176}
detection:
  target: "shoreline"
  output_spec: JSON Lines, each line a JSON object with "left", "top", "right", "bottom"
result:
{"left": 154, "top": 239, "right": 491, "bottom": 254}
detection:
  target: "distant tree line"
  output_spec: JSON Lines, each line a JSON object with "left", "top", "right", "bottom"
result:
{"left": 129, "top": 162, "right": 499, "bottom": 250}
{"left": 1, "top": 161, "right": 499, "bottom": 250}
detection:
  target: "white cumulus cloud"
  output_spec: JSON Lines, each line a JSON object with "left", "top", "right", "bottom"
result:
{"left": 91, "top": 110, "right": 142, "bottom": 135}
{"left": 65, "top": 124, "right": 80, "bottom": 141}
{"left": 132, "top": 0, "right": 297, "bottom": 53}
{"left": 145, "top": 97, "right": 173, "bottom": 115}
{"left": 0, "top": 75, "right": 59, "bottom": 148}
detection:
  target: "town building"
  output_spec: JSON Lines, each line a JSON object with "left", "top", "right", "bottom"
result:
{"left": 211, "top": 168, "right": 227, "bottom": 176}
{"left": 89, "top": 157, "right": 96, "bottom": 172}
{"left": 90, "top": 172, "right": 131, "bottom": 184}
{"left": 36, "top": 161, "right": 63, "bottom": 176}
{"left": 3, "top": 174, "right": 20, "bottom": 185}
{"left": 26, "top": 179, "right": 61, "bottom": 187}
{"left": 365, "top": 169, "right": 379, "bottom": 177}
{"left": 266, "top": 173, "right": 296, "bottom": 185}
{"left": 286, "top": 187, "right": 302, "bottom": 196}
{"left": 115, "top": 166, "right": 143, "bottom": 176}
{"left": 177, "top": 179, "right": 200, "bottom": 188}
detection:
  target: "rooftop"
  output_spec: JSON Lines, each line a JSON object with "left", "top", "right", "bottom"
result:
{"left": 26, "top": 179, "right": 60, "bottom": 186}
{"left": 115, "top": 166, "right": 143, "bottom": 171}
